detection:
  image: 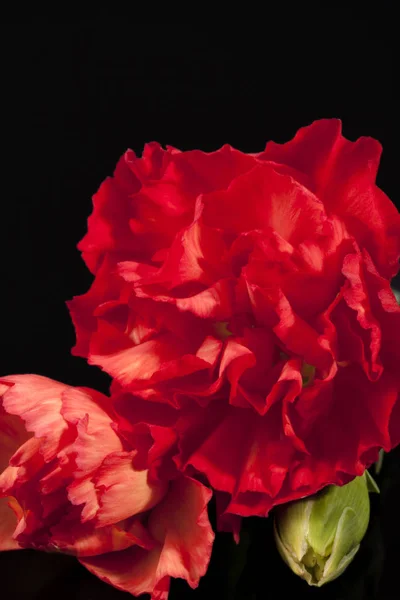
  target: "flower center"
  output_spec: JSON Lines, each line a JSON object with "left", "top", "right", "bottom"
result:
{"left": 301, "top": 362, "right": 316, "bottom": 387}
{"left": 214, "top": 321, "right": 233, "bottom": 340}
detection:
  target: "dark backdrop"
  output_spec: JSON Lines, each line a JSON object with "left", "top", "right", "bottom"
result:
{"left": 1, "top": 15, "right": 399, "bottom": 600}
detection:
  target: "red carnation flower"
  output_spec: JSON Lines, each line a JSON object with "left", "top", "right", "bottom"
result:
{"left": 68, "top": 119, "right": 400, "bottom": 521}
{"left": 0, "top": 375, "right": 214, "bottom": 599}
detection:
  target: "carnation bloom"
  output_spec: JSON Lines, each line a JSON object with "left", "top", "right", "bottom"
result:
{"left": 68, "top": 119, "right": 400, "bottom": 522}
{"left": 0, "top": 375, "right": 214, "bottom": 599}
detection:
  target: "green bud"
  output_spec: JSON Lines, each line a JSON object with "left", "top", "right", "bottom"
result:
{"left": 273, "top": 471, "right": 379, "bottom": 586}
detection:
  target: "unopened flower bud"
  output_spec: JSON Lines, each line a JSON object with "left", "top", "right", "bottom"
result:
{"left": 273, "top": 471, "right": 379, "bottom": 586}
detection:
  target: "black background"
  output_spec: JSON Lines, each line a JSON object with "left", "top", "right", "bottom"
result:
{"left": 1, "top": 15, "right": 399, "bottom": 599}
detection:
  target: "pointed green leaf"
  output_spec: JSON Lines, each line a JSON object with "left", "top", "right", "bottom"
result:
{"left": 366, "top": 469, "right": 380, "bottom": 493}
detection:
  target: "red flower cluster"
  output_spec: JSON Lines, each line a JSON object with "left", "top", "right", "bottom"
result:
{"left": 1, "top": 120, "right": 399, "bottom": 597}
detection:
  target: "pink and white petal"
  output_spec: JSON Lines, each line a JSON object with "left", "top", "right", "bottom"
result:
{"left": 1, "top": 437, "right": 44, "bottom": 494}
{"left": 0, "top": 375, "right": 71, "bottom": 462}
{"left": 51, "top": 513, "right": 154, "bottom": 557}
{"left": 147, "top": 477, "right": 214, "bottom": 588}
{"left": 0, "top": 497, "right": 20, "bottom": 551}
{"left": 0, "top": 401, "right": 31, "bottom": 473}
{"left": 67, "top": 476, "right": 100, "bottom": 523}
{"left": 80, "top": 545, "right": 167, "bottom": 598}
{"left": 60, "top": 388, "right": 123, "bottom": 474}
{"left": 95, "top": 452, "right": 168, "bottom": 527}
